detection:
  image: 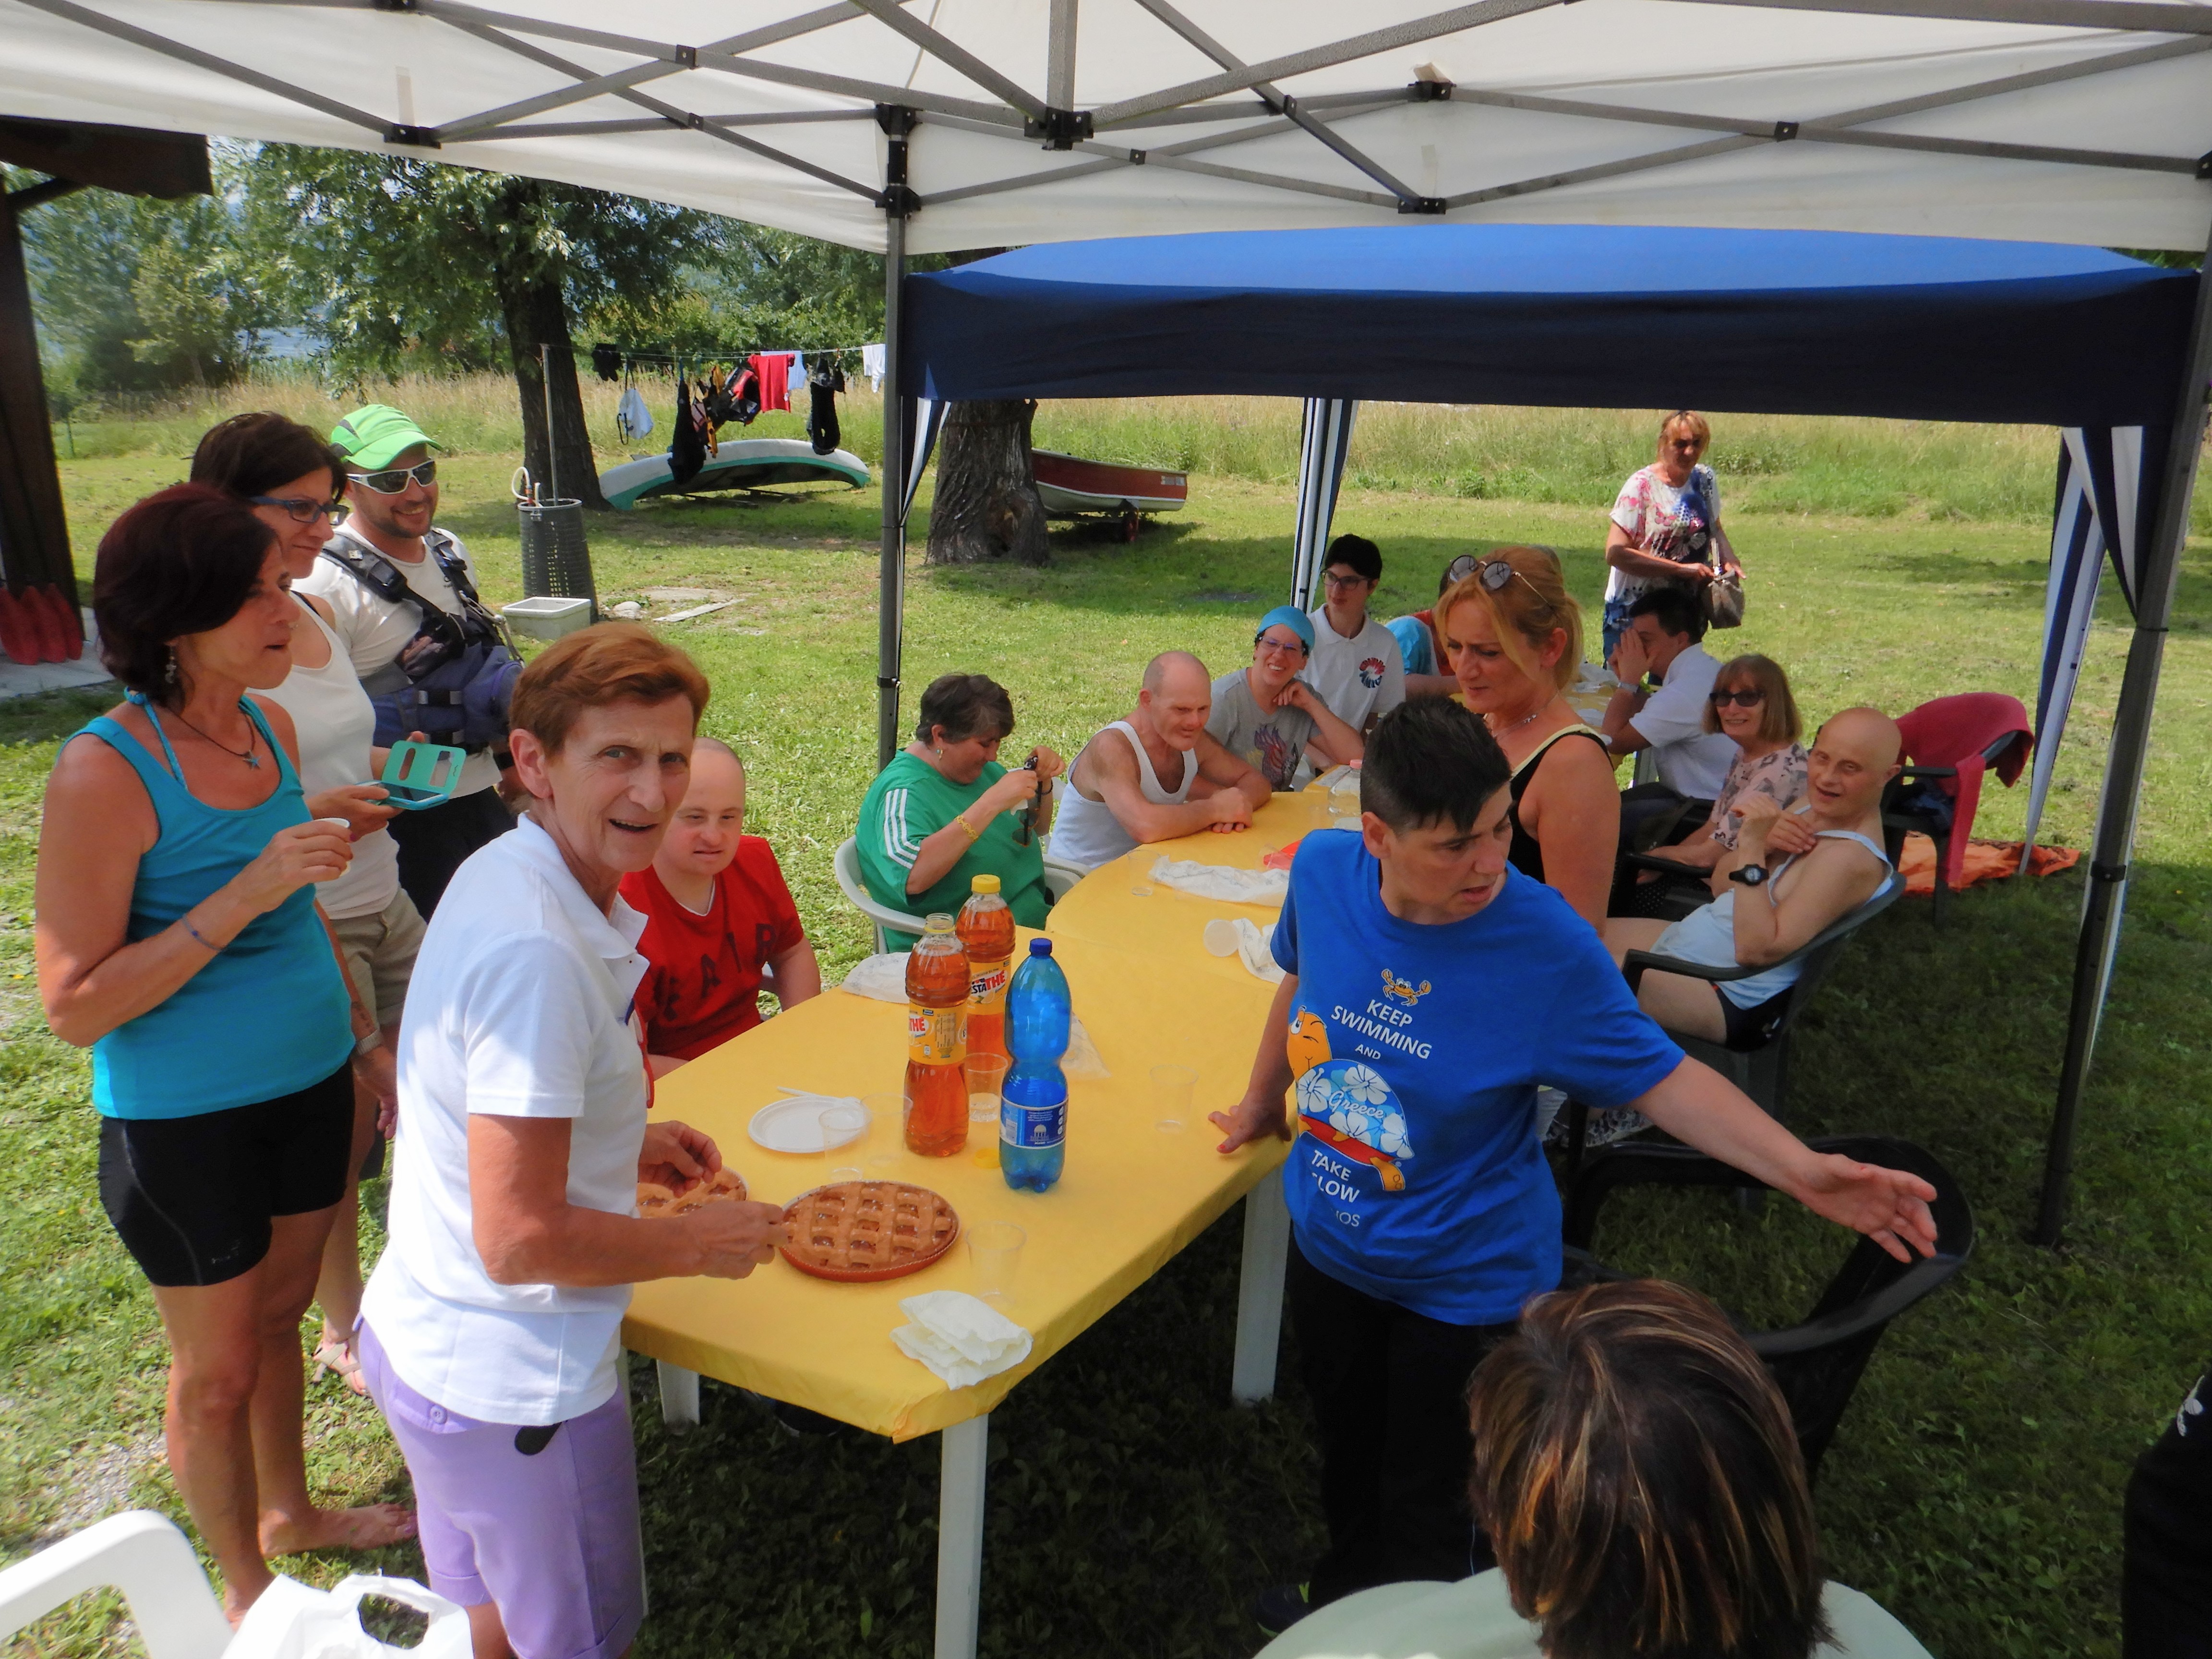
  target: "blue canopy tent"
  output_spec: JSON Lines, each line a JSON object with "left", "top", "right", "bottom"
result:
{"left": 885, "top": 224, "right": 2212, "bottom": 1242}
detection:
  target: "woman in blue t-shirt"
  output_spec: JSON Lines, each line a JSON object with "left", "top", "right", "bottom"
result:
{"left": 1210, "top": 697, "right": 1937, "bottom": 1635}
{"left": 36, "top": 486, "right": 412, "bottom": 1618}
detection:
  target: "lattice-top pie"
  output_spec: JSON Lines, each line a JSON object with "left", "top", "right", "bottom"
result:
{"left": 638, "top": 1166, "right": 747, "bottom": 1215}
{"left": 780, "top": 1181, "right": 962, "bottom": 1283}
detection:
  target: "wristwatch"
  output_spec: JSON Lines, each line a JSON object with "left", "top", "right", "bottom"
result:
{"left": 1727, "top": 864, "right": 1770, "bottom": 888}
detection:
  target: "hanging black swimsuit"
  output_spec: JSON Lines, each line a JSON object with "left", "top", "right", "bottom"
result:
{"left": 1505, "top": 723, "right": 1610, "bottom": 883}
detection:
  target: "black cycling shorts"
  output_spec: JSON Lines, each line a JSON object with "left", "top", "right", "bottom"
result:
{"left": 97, "top": 1064, "right": 354, "bottom": 1287}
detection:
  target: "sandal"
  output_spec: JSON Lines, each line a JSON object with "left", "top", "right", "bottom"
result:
{"left": 313, "top": 1335, "right": 369, "bottom": 1397}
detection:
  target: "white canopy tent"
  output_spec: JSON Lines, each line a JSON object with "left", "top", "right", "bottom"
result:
{"left": 5, "top": 0, "right": 2212, "bottom": 253}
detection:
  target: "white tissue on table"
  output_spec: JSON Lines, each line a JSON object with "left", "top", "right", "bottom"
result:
{"left": 1146, "top": 855, "right": 1288, "bottom": 907}
{"left": 1203, "top": 916, "right": 1285, "bottom": 984}
{"left": 840, "top": 953, "right": 1110, "bottom": 1077}
{"left": 890, "top": 1290, "right": 1034, "bottom": 1389}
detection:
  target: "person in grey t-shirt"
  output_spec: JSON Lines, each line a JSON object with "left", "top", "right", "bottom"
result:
{"left": 1207, "top": 607, "right": 1366, "bottom": 791}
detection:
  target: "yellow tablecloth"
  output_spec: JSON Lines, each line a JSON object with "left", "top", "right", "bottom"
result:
{"left": 622, "top": 927, "right": 1286, "bottom": 1442}
{"left": 1041, "top": 791, "right": 1329, "bottom": 965}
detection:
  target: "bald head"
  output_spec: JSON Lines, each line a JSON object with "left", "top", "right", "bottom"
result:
{"left": 1143, "top": 650, "right": 1210, "bottom": 698}
{"left": 1806, "top": 705, "right": 1902, "bottom": 823}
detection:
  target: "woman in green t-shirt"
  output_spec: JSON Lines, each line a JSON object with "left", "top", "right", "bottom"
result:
{"left": 856, "top": 673, "right": 1063, "bottom": 948}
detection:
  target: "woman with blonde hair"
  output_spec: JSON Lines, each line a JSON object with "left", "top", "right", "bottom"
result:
{"left": 1256, "top": 1278, "right": 1932, "bottom": 1659}
{"left": 1638, "top": 652, "right": 1808, "bottom": 882}
{"left": 1600, "top": 409, "right": 1745, "bottom": 661}
{"left": 1438, "top": 547, "right": 1618, "bottom": 929}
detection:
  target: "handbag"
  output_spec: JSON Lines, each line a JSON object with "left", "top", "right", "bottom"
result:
{"left": 1703, "top": 544, "right": 1745, "bottom": 629}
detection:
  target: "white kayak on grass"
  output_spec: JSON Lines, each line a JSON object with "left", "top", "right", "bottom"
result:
{"left": 600, "top": 438, "right": 869, "bottom": 510}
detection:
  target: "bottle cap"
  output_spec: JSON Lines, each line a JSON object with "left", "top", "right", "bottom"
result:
{"left": 971, "top": 874, "right": 1001, "bottom": 893}
{"left": 1029, "top": 938, "right": 1052, "bottom": 955}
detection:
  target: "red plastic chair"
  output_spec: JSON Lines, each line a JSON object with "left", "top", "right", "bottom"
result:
{"left": 1884, "top": 693, "right": 2033, "bottom": 924}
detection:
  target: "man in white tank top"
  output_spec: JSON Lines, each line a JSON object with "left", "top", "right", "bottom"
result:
{"left": 1050, "top": 652, "right": 1273, "bottom": 871}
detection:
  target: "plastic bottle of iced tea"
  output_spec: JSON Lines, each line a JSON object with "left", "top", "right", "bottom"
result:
{"left": 904, "top": 914, "right": 970, "bottom": 1157}
{"left": 956, "top": 874, "right": 1016, "bottom": 1065}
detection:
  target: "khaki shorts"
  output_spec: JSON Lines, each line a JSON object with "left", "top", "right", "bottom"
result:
{"left": 331, "top": 887, "right": 426, "bottom": 1029}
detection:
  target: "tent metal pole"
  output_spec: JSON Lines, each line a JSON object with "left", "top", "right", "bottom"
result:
{"left": 877, "top": 130, "right": 912, "bottom": 771}
{"left": 2032, "top": 228, "right": 2212, "bottom": 1248}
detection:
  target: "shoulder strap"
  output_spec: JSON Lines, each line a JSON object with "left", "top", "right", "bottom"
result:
{"left": 318, "top": 532, "right": 414, "bottom": 607}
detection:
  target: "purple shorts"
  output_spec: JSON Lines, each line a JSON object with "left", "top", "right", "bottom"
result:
{"left": 357, "top": 1321, "right": 645, "bottom": 1659}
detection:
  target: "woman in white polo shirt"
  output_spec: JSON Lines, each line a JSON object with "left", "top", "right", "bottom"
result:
{"left": 359, "top": 624, "right": 782, "bottom": 1659}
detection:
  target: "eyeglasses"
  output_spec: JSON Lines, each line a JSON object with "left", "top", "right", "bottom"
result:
{"left": 249, "top": 495, "right": 338, "bottom": 525}
{"left": 347, "top": 460, "right": 437, "bottom": 494}
{"left": 1443, "top": 553, "right": 1480, "bottom": 584}
{"left": 1469, "top": 557, "right": 1552, "bottom": 609}
{"left": 1708, "top": 688, "right": 1766, "bottom": 708}
{"left": 1322, "top": 571, "right": 1371, "bottom": 591}
{"left": 1253, "top": 634, "right": 1309, "bottom": 657}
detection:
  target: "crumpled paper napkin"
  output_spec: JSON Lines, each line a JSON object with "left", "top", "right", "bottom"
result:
{"left": 840, "top": 954, "right": 1111, "bottom": 1077}
{"left": 890, "top": 1290, "right": 1034, "bottom": 1389}
{"left": 1146, "top": 855, "right": 1289, "bottom": 907}
{"left": 1203, "top": 916, "right": 1285, "bottom": 985}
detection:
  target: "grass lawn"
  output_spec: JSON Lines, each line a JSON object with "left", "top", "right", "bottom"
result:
{"left": 4, "top": 428, "right": 2210, "bottom": 1659}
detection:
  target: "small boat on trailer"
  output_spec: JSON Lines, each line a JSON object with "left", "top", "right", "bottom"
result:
{"left": 1031, "top": 449, "right": 1187, "bottom": 541}
{"left": 599, "top": 438, "right": 869, "bottom": 510}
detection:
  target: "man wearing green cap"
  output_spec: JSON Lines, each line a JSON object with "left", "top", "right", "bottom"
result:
{"left": 299, "top": 405, "right": 519, "bottom": 915}
{"left": 1207, "top": 605, "right": 1365, "bottom": 791}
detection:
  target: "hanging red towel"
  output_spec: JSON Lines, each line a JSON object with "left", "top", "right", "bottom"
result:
{"left": 747, "top": 352, "right": 792, "bottom": 413}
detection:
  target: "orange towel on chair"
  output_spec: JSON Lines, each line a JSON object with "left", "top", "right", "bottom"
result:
{"left": 1899, "top": 833, "right": 2079, "bottom": 896}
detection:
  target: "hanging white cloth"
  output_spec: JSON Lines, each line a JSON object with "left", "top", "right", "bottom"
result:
{"left": 862, "top": 342, "right": 886, "bottom": 392}
{"left": 615, "top": 385, "right": 653, "bottom": 443}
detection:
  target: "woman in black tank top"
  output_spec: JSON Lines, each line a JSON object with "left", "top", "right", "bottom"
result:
{"left": 1436, "top": 547, "right": 1621, "bottom": 930}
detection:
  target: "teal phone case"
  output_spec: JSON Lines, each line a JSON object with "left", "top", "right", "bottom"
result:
{"left": 380, "top": 739, "right": 466, "bottom": 809}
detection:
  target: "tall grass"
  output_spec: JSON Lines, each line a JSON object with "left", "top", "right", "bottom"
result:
{"left": 52, "top": 368, "right": 2205, "bottom": 530}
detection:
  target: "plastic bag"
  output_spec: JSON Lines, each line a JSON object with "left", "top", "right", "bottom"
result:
{"left": 229, "top": 1574, "right": 470, "bottom": 1659}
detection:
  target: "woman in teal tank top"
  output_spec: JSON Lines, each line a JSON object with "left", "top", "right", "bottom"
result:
{"left": 35, "top": 485, "right": 415, "bottom": 1618}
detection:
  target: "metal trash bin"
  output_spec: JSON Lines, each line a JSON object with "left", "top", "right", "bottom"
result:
{"left": 517, "top": 498, "right": 597, "bottom": 616}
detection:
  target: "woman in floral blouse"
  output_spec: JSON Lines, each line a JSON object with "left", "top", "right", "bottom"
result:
{"left": 1658, "top": 654, "right": 1808, "bottom": 880}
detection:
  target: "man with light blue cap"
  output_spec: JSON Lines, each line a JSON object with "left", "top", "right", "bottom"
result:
{"left": 1207, "top": 604, "right": 1366, "bottom": 791}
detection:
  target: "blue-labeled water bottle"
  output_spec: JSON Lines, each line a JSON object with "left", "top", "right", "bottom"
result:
{"left": 1001, "top": 938, "right": 1070, "bottom": 1192}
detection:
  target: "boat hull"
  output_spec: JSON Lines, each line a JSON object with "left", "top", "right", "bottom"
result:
{"left": 600, "top": 439, "right": 869, "bottom": 510}
{"left": 1030, "top": 449, "right": 1187, "bottom": 516}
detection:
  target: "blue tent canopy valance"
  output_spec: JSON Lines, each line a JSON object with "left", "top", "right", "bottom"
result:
{"left": 903, "top": 226, "right": 2197, "bottom": 428}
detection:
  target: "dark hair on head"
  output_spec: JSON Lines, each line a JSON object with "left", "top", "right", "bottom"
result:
{"left": 188, "top": 412, "right": 344, "bottom": 501}
{"left": 1628, "top": 586, "right": 1707, "bottom": 643}
{"left": 1360, "top": 697, "right": 1512, "bottom": 833}
{"left": 1323, "top": 533, "right": 1381, "bottom": 584}
{"left": 93, "top": 483, "right": 278, "bottom": 704}
{"left": 914, "top": 673, "right": 1015, "bottom": 746}
{"left": 1467, "top": 1278, "right": 1833, "bottom": 1659}
{"left": 509, "top": 623, "right": 709, "bottom": 757}
{"left": 1702, "top": 654, "right": 1802, "bottom": 745}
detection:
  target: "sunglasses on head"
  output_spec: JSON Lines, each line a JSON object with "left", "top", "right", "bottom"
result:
{"left": 1709, "top": 687, "right": 1766, "bottom": 708}
{"left": 348, "top": 459, "right": 437, "bottom": 494}
{"left": 1468, "top": 557, "right": 1552, "bottom": 609}
{"left": 250, "top": 494, "right": 339, "bottom": 525}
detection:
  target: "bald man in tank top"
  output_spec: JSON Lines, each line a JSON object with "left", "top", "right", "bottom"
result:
{"left": 1049, "top": 652, "right": 1273, "bottom": 872}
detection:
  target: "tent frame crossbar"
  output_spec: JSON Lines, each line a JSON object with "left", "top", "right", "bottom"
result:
{"left": 461, "top": 110, "right": 878, "bottom": 143}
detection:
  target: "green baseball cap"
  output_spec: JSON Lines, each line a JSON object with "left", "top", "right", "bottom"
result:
{"left": 330, "top": 404, "right": 441, "bottom": 471}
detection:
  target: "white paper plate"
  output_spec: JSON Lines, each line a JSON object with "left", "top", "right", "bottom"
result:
{"left": 748, "top": 1094, "right": 869, "bottom": 1154}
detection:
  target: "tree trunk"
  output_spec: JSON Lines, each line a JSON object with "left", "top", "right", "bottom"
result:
{"left": 926, "top": 399, "right": 1049, "bottom": 565}
{"left": 492, "top": 250, "right": 609, "bottom": 512}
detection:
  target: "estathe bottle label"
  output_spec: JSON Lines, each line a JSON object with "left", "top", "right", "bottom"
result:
{"left": 908, "top": 1005, "right": 966, "bottom": 1066}
{"left": 969, "top": 960, "right": 1010, "bottom": 1010}
{"left": 1000, "top": 1089, "right": 1068, "bottom": 1150}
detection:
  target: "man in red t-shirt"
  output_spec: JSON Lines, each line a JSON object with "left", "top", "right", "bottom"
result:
{"left": 621, "top": 738, "right": 822, "bottom": 1073}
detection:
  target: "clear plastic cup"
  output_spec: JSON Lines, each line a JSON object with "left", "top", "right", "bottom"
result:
{"left": 817, "top": 1104, "right": 870, "bottom": 1178}
{"left": 1151, "top": 1064, "right": 1197, "bottom": 1133}
{"left": 965, "top": 1054, "right": 1010, "bottom": 1125}
{"left": 967, "top": 1220, "right": 1026, "bottom": 1302}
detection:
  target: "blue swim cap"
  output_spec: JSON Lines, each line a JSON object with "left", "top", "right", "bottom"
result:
{"left": 1255, "top": 605, "right": 1315, "bottom": 652}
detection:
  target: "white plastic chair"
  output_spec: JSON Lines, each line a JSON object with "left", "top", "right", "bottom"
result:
{"left": 834, "top": 837, "right": 928, "bottom": 953}
{"left": 0, "top": 1511, "right": 233, "bottom": 1659}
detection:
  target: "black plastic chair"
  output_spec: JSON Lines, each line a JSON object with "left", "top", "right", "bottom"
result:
{"left": 1617, "top": 845, "right": 1722, "bottom": 922}
{"left": 1560, "top": 1134, "right": 1974, "bottom": 1478}
{"left": 1636, "top": 872, "right": 1901, "bottom": 1117}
